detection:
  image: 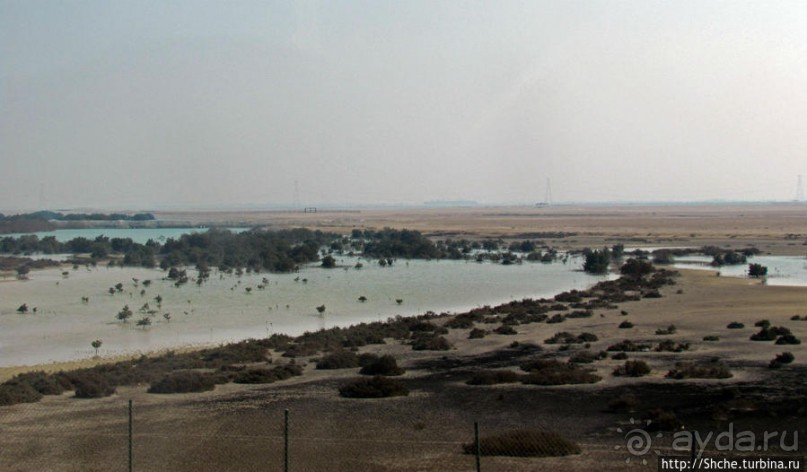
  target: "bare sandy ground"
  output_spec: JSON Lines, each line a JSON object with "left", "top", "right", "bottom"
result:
{"left": 157, "top": 203, "right": 807, "bottom": 255}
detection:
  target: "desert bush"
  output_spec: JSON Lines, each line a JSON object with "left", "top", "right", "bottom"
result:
{"left": 232, "top": 364, "right": 303, "bottom": 384}
{"left": 148, "top": 371, "right": 217, "bottom": 394}
{"left": 751, "top": 326, "right": 791, "bottom": 341}
{"left": 502, "top": 312, "right": 548, "bottom": 325}
{"left": 607, "top": 340, "right": 651, "bottom": 352}
{"left": 546, "top": 314, "right": 566, "bottom": 324}
{"left": 409, "top": 321, "right": 442, "bottom": 333}
{"left": 339, "top": 376, "right": 409, "bottom": 398}
{"left": 750, "top": 328, "right": 776, "bottom": 341}
{"left": 445, "top": 314, "right": 480, "bottom": 329}
{"left": 577, "top": 332, "right": 599, "bottom": 343}
{"left": 281, "top": 342, "right": 322, "bottom": 358}
{"left": 359, "top": 355, "right": 405, "bottom": 376}
{"left": 494, "top": 325, "right": 517, "bottom": 335}
{"left": 316, "top": 351, "right": 359, "bottom": 370}
{"left": 655, "top": 340, "right": 690, "bottom": 352}
{"left": 0, "top": 380, "right": 43, "bottom": 406}
{"left": 463, "top": 430, "right": 580, "bottom": 457}
{"left": 642, "top": 289, "right": 662, "bottom": 298}
{"left": 566, "top": 310, "right": 593, "bottom": 319}
{"left": 769, "top": 352, "right": 795, "bottom": 369}
{"left": 754, "top": 319, "right": 771, "bottom": 328}
{"left": 613, "top": 360, "right": 651, "bottom": 377}
{"left": 200, "top": 337, "right": 280, "bottom": 365}
{"left": 726, "top": 322, "right": 745, "bottom": 329}
{"left": 666, "top": 360, "right": 732, "bottom": 379}
{"left": 612, "top": 352, "right": 629, "bottom": 360}
{"left": 702, "top": 335, "right": 720, "bottom": 341}
{"left": 11, "top": 371, "right": 66, "bottom": 396}
{"left": 410, "top": 333, "right": 452, "bottom": 351}
{"left": 71, "top": 372, "right": 116, "bottom": 398}
{"left": 655, "top": 325, "right": 677, "bottom": 335}
{"left": 790, "top": 315, "right": 801, "bottom": 321}
{"left": 545, "top": 332, "right": 598, "bottom": 345}
{"left": 468, "top": 328, "right": 486, "bottom": 339}
{"left": 775, "top": 335, "right": 801, "bottom": 345}
{"left": 618, "top": 321, "right": 634, "bottom": 329}
{"left": 467, "top": 370, "right": 521, "bottom": 385}
{"left": 520, "top": 360, "right": 601, "bottom": 385}
{"left": 568, "top": 351, "right": 604, "bottom": 364}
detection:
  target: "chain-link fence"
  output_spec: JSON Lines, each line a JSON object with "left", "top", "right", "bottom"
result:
{"left": 0, "top": 395, "right": 643, "bottom": 472}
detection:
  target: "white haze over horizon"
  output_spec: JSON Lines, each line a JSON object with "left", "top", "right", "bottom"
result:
{"left": 2, "top": 1, "right": 806, "bottom": 212}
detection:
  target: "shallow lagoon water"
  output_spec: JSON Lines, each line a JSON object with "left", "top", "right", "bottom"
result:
{"left": 674, "top": 255, "right": 807, "bottom": 286}
{"left": 0, "top": 255, "right": 610, "bottom": 367}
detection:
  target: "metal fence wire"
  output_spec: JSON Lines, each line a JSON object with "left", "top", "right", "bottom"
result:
{"left": 1, "top": 398, "right": 660, "bottom": 471}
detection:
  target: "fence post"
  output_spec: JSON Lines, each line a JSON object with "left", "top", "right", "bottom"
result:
{"left": 128, "top": 399, "right": 133, "bottom": 472}
{"left": 284, "top": 408, "right": 289, "bottom": 472}
{"left": 474, "top": 421, "right": 481, "bottom": 472}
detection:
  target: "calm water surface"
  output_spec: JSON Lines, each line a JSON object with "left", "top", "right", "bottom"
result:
{"left": 0, "top": 255, "right": 610, "bottom": 367}
{"left": 674, "top": 255, "right": 807, "bottom": 286}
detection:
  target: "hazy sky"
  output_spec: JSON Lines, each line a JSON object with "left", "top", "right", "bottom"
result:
{"left": 2, "top": 1, "right": 806, "bottom": 211}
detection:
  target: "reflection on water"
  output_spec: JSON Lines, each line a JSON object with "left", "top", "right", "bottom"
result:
{"left": 0, "top": 255, "right": 611, "bottom": 367}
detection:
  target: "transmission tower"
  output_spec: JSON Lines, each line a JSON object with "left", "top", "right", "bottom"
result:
{"left": 796, "top": 175, "right": 804, "bottom": 202}
{"left": 544, "top": 178, "right": 553, "bottom": 206}
{"left": 293, "top": 180, "right": 301, "bottom": 210}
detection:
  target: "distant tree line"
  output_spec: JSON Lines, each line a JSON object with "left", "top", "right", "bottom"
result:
{"left": 0, "top": 228, "right": 337, "bottom": 272}
{"left": 0, "top": 211, "right": 155, "bottom": 222}
{"left": 345, "top": 228, "right": 558, "bottom": 263}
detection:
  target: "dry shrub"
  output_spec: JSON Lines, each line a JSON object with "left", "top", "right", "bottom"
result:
{"left": 665, "top": 360, "right": 732, "bottom": 379}
{"left": 655, "top": 340, "right": 690, "bottom": 352}
{"left": 545, "top": 332, "right": 598, "bottom": 345}
{"left": 769, "top": 352, "right": 795, "bottom": 369}
{"left": 71, "top": 372, "right": 116, "bottom": 398}
{"left": 232, "top": 364, "right": 303, "bottom": 384}
{"left": 468, "top": 328, "right": 486, "bottom": 339}
{"left": 359, "top": 355, "right": 405, "bottom": 376}
{"left": 11, "top": 371, "right": 67, "bottom": 396}
{"left": 466, "top": 370, "right": 520, "bottom": 385}
{"left": 520, "top": 360, "right": 601, "bottom": 385}
{"left": 147, "top": 371, "right": 217, "bottom": 394}
{"left": 494, "top": 325, "right": 517, "bottom": 335}
{"left": 339, "top": 376, "right": 409, "bottom": 398}
{"left": 607, "top": 340, "right": 651, "bottom": 352}
{"left": 568, "top": 351, "right": 604, "bottom": 364}
{"left": 410, "top": 333, "right": 452, "bottom": 351}
{"left": 613, "top": 360, "right": 651, "bottom": 377}
{"left": 0, "top": 381, "right": 43, "bottom": 406}
{"left": 316, "top": 351, "right": 359, "bottom": 370}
